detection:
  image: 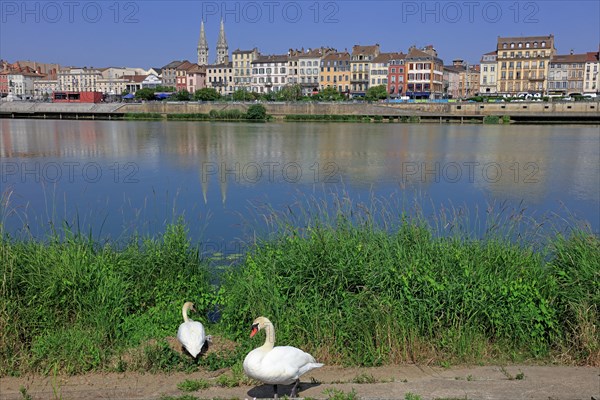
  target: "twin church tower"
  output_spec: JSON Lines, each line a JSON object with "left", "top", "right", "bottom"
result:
{"left": 197, "top": 19, "right": 229, "bottom": 66}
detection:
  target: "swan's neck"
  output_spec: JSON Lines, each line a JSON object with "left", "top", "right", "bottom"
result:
{"left": 182, "top": 306, "right": 191, "bottom": 323}
{"left": 261, "top": 321, "right": 275, "bottom": 351}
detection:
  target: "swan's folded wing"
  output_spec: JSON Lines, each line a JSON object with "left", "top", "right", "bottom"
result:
{"left": 177, "top": 321, "right": 206, "bottom": 357}
{"left": 267, "top": 346, "right": 323, "bottom": 378}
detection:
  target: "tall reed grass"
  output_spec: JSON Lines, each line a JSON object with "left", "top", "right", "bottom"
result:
{"left": 1, "top": 192, "right": 598, "bottom": 375}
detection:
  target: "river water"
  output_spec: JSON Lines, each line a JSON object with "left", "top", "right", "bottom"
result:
{"left": 1, "top": 119, "right": 598, "bottom": 255}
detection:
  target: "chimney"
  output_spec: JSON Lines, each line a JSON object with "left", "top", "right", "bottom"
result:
{"left": 570, "top": 49, "right": 574, "bottom": 55}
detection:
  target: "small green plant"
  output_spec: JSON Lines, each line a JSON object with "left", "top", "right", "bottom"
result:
{"left": 215, "top": 373, "right": 239, "bottom": 388}
{"left": 323, "top": 388, "right": 359, "bottom": 400}
{"left": 19, "top": 386, "right": 32, "bottom": 400}
{"left": 466, "top": 374, "right": 474, "bottom": 381}
{"left": 405, "top": 393, "right": 424, "bottom": 400}
{"left": 483, "top": 115, "right": 500, "bottom": 124}
{"left": 177, "top": 378, "right": 210, "bottom": 392}
{"left": 351, "top": 372, "right": 377, "bottom": 384}
{"left": 515, "top": 371, "right": 525, "bottom": 380}
{"left": 159, "top": 395, "right": 198, "bottom": 400}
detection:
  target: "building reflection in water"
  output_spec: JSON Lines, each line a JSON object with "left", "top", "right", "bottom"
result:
{"left": 1, "top": 119, "right": 598, "bottom": 237}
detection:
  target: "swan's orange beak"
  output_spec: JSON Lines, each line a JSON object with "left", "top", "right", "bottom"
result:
{"left": 250, "top": 323, "right": 259, "bottom": 338}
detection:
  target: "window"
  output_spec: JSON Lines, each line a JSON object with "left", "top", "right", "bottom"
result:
{"left": 510, "top": 43, "right": 515, "bottom": 48}
{"left": 541, "top": 41, "right": 546, "bottom": 47}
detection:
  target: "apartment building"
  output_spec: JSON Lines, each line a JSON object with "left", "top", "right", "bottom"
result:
{"left": 479, "top": 51, "right": 498, "bottom": 96}
{"left": 387, "top": 53, "right": 407, "bottom": 97}
{"left": 583, "top": 50, "right": 600, "bottom": 94}
{"left": 251, "top": 54, "right": 288, "bottom": 93}
{"left": 232, "top": 48, "right": 259, "bottom": 92}
{"left": 405, "top": 45, "right": 444, "bottom": 99}
{"left": 319, "top": 51, "right": 351, "bottom": 93}
{"left": 496, "top": 35, "right": 556, "bottom": 95}
{"left": 548, "top": 52, "right": 587, "bottom": 95}
{"left": 350, "top": 44, "right": 380, "bottom": 96}
{"left": 370, "top": 53, "right": 403, "bottom": 90}
{"left": 206, "top": 62, "right": 233, "bottom": 95}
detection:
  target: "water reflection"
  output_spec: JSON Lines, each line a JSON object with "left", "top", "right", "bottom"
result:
{"left": 1, "top": 119, "right": 598, "bottom": 241}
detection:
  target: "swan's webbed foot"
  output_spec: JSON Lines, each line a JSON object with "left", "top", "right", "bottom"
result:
{"left": 290, "top": 378, "right": 300, "bottom": 397}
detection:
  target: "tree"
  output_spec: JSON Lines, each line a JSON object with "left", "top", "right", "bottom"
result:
{"left": 155, "top": 85, "right": 176, "bottom": 92}
{"left": 173, "top": 90, "right": 191, "bottom": 101}
{"left": 232, "top": 89, "right": 255, "bottom": 101}
{"left": 365, "top": 85, "right": 388, "bottom": 101}
{"left": 276, "top": 84, "right": 302, "bottom": 101}
{"left": 246, "top": 104, "right": 267, "bottom": 120}
{"left": 314, "top": 87, "right": 343, "bottom": 101}
{"left": 194, "top": 88, "right": 221, "bottom": 101}
{"left": 135, "top": 88, "right": 156, "bottom": 101}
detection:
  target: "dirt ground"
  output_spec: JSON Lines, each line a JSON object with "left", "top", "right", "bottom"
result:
{"left": 1, "top": 364, "right": 599, "bottom": 400}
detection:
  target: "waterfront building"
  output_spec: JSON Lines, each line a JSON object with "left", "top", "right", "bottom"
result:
{"left": 232, "top": 48, "right": 260, "bottom": 93}
{"left": 350, "top": 44, "right": 380, "bottom": 97}
{"left": 583, "top": 50, "right": 599, "bottom": 95}
{"left": 5, "top": 67, "right": 44, "bottom": 99}
{"left": 32, "top": 76, "right": 58, "bottom": 98}
{"left": 370, "top": 52, "right": 403, "bottom": 93}
{"left": 251, "top": 54, "right": 288, "bottom": 94}
{"left": 57, "top": 67, "right": 102, "bottom": 92}
{"left": 443, "top": 64, "right": 461, "bottom": 99}
{"left": 161, "top": 61, "right": 185, "bottom": 88}
{"left": 175, "top": 61, "right": 195, "bottom": 92}
{"left": 206, "top": 62, "right": 233, "bottom": 95}
{"left": 186, "top": 64, "right": 206, "bottom": 94}
{"left": 387, "top": 53, "right": 407, "bottom": 98}
{"left": 479, "top": 51, "right": 498, "bottom": 96}
{"left": 293, "top": 47, "right": 336, "bottom": 95}
{"left": 548, "top": 52, "right": 587, "bottom": 95}
{"left": 445, "top": 59, "right": 479, "bottom": 98}
{"left": 287, "top": 49, "right": 299, "bottom": 85}
{"left": 496, "top": 35, "right": 556, "bottom": 95}
{"left": 320, "top": 51, "right": 351, "bottom": 93}
{"left": 405, "top": 45, "right": 444, "bottom": 99}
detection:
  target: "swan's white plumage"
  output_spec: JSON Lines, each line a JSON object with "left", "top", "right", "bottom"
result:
{"left": 177, "top": 302, "right": 208, "bottom": 358}
{"left": 243, "top": 317, "right": 324, "bottom": 389}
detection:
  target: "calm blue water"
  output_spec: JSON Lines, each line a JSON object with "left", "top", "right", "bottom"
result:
{"left": 1, "top": 119, "right": 598, "bottom": 255}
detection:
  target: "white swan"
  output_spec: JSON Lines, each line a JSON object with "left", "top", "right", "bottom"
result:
{"left": 243, "top": 316, "right": 324, "bottom": 398}
{"left": 177, "top": 302, "right": 211, "bottom": 358}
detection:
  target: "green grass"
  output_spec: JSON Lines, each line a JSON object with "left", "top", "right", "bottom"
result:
{"left": 177, "top": 378, "right": 211, "bottom": 392}
{"left": 1, "top": 198, "right": 598, "bottom": 375}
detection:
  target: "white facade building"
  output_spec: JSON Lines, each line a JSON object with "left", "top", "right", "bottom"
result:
{"left": 251, "top": 55, "right": 288, "bottom": 93}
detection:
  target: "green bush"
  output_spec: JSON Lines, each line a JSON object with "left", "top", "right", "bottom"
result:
{"left": 246, "top": 104, "right": 267, "bottom": 120}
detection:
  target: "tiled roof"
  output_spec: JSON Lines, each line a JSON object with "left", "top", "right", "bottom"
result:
{"left": 372, "top": 52, "right": 405, "bottom": 63}
{"left": 252, "top": 54, "right": 288, "bottom": 64}
{"left": 351, "top": 44, "right": 380, "bottom": 56}
{"left": 162, "top": 60, "right": 184, "bottom": 69}
{"left": 322, "top": 52, "right": 350, "bottom": 61}
{"left": 551, "top": 53, "right": 589, "bottom": 63}
{"left": 122, "top": 74, "right": 148, "bottom": 83}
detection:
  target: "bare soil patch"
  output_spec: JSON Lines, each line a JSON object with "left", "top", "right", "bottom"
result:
{"left": 1, "top": 365, "right": 598, "bottom": 400}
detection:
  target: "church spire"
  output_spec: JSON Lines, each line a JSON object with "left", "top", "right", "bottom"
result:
{"left": 197, "top": 20, "right": 209, "bottom": 66}
{"left": 215, "top": 18, "right": 229, "bottom": 64}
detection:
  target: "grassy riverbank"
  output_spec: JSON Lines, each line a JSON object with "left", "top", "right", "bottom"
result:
{"left": 1, "top": 211, "right": 598, "bottom": 376}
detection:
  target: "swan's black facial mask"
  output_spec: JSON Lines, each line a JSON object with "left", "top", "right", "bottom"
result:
{"left": 250, "top": 323, "right": 259, "bottom": 338}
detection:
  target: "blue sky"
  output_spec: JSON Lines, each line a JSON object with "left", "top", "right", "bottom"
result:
{"left": 1, "top": 0, "right": 599, "bottom": 68}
